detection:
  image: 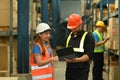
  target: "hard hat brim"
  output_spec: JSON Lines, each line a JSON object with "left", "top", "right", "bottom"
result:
{"left": 67, "top": 20, "right": 82, "bottom": 29}
{"left": 36, "top": 28, "right": 52, "bottom": 35}
{"left": 41, "top": 28, "right": 52, "bottom": 33}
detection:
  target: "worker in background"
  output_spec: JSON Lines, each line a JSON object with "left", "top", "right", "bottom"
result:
{"left": 92, "top": 21, "right": 110, "bottom": 80}
{"left": 65, "top": 14, "right": 95, "bottom": 80}
{"left": 30, "top": 23, "right": 58, "bottom": 80}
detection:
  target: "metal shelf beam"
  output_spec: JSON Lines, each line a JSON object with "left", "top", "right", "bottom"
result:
{"left": 0, "top": 31, "right": 17, "bottom": 36}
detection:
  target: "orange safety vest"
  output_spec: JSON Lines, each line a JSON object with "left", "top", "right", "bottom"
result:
{"left": 30, "top": 43, "right": 54, "bottom": 80}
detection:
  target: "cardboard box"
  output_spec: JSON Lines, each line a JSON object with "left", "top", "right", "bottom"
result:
{"left": 0, "top": 44, "right": 10, "bottom": 77}
{"left": 109, "top": 18, "right": 118, "bottom": 26}
{"left": 105, "top": 41, "right": 113, "bottom": 49}
{"left": 109, "top": 4, "right": 115, "bottom": 12}
{"left": 0, "top": 0, "right": 10, "bottom": 10}
{"left": 113, "top": 41, "right": 119, "bottom": 50}
{"left": 115, "top": 1, "right": 118, "bottom": 9}
{"left": 109, "top": 25, "right": 118, "bottom": 41}
{"left": 0, "top": 10, "right": 10, "bottom": 26}
{"left": 110, "top": 65, "right": 119, "bottom": 80}
{"left": 0, "top": 0, "right": 17, "bottom": 27}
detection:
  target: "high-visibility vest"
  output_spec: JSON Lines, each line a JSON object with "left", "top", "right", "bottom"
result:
{"left": 66, "top": 32, "right": 88, "bottom": 53}
{"left": 30, "top": 43, "right": 54, "bottom": 80}
{"left": 93, "top": 30, "right": 104, "bottom": 52}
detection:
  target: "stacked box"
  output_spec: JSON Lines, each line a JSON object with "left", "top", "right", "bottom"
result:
{"left": 0, "top": 37, "right": 18, "bottom": 76}
{"left": 93, "top": 8, "right": 100, "bottom": 21}
{"left": 109, "top": 4, "right": 115, "bottom": 13}
{"left": 115, "top": 0, "right": 118, "bottom": 9}
{"left": 105, "top": 18, "right": 119, "bottom": 50}
{"left": 109, "top": 18, "right": 118, "bottom": 41}
{"left": 98, "top": 10, "right": 108, "bottom": 20}
{"left": 109, "top": 65, "right": 119, "bottom": 80}
{"left": 0, "top": 44, "right": 10, "bottom": 77}
{"left": 0, "top": 0, "right": 17, "bottom": 28}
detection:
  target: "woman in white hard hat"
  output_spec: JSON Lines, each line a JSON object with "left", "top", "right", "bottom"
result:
{"left": 30, "top": 23, "right": 58, "bottom": 80}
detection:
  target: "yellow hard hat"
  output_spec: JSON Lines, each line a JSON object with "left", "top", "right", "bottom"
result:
{"left": 95, "top": 21, "right": 107, "bottom": 32}
{"left": 96, "top": 21, "right": 106, "bottom": 27}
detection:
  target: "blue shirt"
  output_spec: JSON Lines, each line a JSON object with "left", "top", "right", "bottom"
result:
{"left": 32, "top": 44, "right": 52, "bottom": 57}
{"left": 93, "top": 32, "right": 99, "bottom": 42}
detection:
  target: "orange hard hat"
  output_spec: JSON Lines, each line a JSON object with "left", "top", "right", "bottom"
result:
{"left": 67, "top": 14, "right": 82, "bottom": 29}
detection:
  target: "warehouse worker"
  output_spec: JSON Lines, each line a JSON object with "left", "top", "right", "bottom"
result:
{"left": 65, "top": 13, "right": 95, "bottom": 80}
{"left": 92, "top": 21, "right": 110, "bottom": 80}
{"left": 30, "top": 23, "right": 58, "bottom": 80}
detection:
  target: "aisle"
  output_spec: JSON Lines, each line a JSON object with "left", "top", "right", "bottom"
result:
{"left": 53, "top": 61, "right": 108, "bottom": 80}
{"left": 54, "top": 61, "right": 66, "bottom": 80}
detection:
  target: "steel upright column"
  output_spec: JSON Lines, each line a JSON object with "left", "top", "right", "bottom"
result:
{"left": 18, "top": 0, "right": 29, "bottom": 73}
{"left": 41, "top": 0, "right": 48, "bottom": 23}
{"left": 51, "top": 0, "right": 57, "bottom": 48}
{"left": 100, "top": 0, "right": 103, "bottom": 20}
{"left": 118, "top": 0, "right": 120, "bottom": 79}
{"left": 107, "top": 0, "right": 110, "bottom": 80}
{"left": 56, "top": 0, "right": 61, "bottom": 45}
{"left": 10, "top": 0, "right": 13, "bottom": 75}
{"left": 51, "top": 0, "right": 61, "bottom": 48}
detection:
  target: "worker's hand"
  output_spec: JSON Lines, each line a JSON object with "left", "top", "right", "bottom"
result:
{"left": 51, "top": 56, "right": 58, "bottom": 61}
{"left": 104, "top": 37, "right": 110, "bottom": 43}
{"left": 64, "top": 58, "right": 79, "bottom": 63}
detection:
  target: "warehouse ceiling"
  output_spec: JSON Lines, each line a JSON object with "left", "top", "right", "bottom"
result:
{"left": 61, "top": 0, "right": 81, "bottom": 20}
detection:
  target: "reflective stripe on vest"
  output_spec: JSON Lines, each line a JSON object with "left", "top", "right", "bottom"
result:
{"left": 32, "top": 74, "right": 52, "bottom": 80}
{"left": 93, "top": 30, "right": 104, "bottom": 52}
{"left": 30, "top": 43, "right": 54, "bottom": 80}
{"left": 31, "top": 63, "right": 52, "bottom": 70}
{"left": 66, "top": 32, "right": 88, "bottom": 52}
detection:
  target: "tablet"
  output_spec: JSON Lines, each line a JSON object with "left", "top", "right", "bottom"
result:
{"left": 56, "top": 47, "right": 76, "bottom": 61}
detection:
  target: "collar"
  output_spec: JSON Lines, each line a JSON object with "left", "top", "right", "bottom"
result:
{"left": 71, "top": 30, "right": 84, "bottom": 38}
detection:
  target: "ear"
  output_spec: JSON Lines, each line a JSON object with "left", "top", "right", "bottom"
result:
{"left": 39, "top": 34, "right": 42, "bottom": 37}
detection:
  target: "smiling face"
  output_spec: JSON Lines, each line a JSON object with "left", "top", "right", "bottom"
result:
{"left": 39, "top": 31, "right": 51, "bottom": 42}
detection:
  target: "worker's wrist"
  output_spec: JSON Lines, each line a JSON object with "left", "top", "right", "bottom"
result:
{"left": 76, "top": 58, "right": 82, "bottom": 62}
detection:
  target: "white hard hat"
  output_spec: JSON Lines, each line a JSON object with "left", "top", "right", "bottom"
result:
{"left": 36, "top": 23, "right": 52, "bottom": 34}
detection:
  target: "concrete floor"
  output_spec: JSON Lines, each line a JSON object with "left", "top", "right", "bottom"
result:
{"left": 54, "top": 61, "right": 108, "bottom": 80}
{"left": 1, "top": 61, "right": 107, "bottom": 80}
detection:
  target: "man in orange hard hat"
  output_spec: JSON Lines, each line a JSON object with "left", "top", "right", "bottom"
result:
{"left": 64, "top": 13, "right": 95, "bottom": 80}
{"left": 92, "top": 21, "right": 110, "bottom": 80}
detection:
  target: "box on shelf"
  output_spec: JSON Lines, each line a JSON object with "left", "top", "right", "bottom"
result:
{"left": 109, "top": 4, "right": 115, "bottom": 13}
{"left": 109, "top": 65, "right": 119, "bottom": 80}
{"left": 0, "top": 44, "right": 10, "bottom": 77}
{"left": 109, "top": 25, "right": 118, "bottom": 41}
{"left": 0, "top": 10, "right": 10, "bottom": 26}
{"left": 115, "top": 0, "right": 118, "bottom": 9}
{"left": 105, "top": 41, "right": 113, "bottom": 49}
{"left": 112, "top": 41, "right": 118, "bottom": 50}
{"left": 109, "top": 18, "right": 118, "bottom": 26}
{"left": 0, "top": 0, "right": 10, "bottom": 10}
{"left": 0, "top": 0, "right": 17, "bottom": 28}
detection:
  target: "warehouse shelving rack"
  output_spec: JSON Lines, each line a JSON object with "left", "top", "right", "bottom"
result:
{"left": 85, "top": 0, "right": 120, "bottom": 80}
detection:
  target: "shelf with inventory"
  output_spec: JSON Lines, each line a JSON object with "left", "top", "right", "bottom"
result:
{"left": 0, "top": 31, "right": 17, "bottom": 36}
{"left": 103, "top": 10, "right": 118, "bottom": 21}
